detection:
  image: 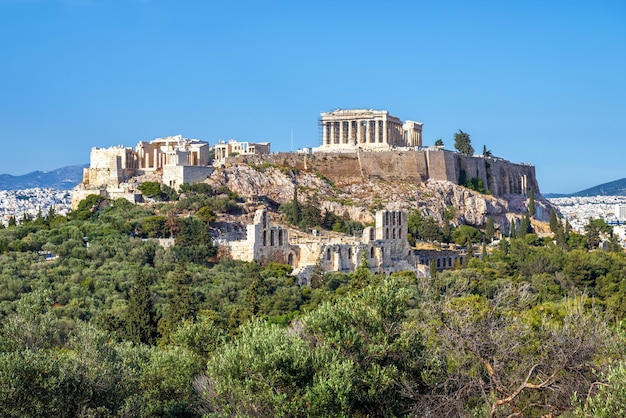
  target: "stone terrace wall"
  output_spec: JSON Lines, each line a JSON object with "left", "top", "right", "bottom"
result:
{"left": 234, "top": 149, "right": 539, "bottom": 197}
{"left": 237, "top": 151, "right": 427, "bottom": 184}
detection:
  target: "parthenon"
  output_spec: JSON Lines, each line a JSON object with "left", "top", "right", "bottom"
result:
{"left": 318, "top": 109, "right": 423, "bottom": 151}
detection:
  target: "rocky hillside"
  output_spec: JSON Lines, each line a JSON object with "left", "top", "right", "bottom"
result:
{"left": 205, "top": 161, "right": 554, "bottom": 235}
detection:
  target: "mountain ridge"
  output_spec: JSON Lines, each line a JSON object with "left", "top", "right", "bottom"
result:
{"left": 0, "top": 164, "right": 87, "bottom": 190}
{"left": 545, "top": 178, "right": 626, "bottom": 198}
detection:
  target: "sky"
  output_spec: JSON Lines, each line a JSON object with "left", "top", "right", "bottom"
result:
{"left": 1, "top": 0, "right": 624, "bottom": 194}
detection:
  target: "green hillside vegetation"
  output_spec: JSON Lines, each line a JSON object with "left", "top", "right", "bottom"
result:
{"left": 0, "top": 189, "right": 626, "bottom": 416}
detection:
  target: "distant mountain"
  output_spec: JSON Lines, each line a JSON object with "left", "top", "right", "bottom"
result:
{"left": 0, "top": 165, "right": 87, "bottom": 190}
{"left": 545, "top": 178, "right": 626, "bottom": 198}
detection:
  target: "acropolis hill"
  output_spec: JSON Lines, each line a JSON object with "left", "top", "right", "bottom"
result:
{"left": 237, "top": 148, "right": 538, "bottom": 198}
{"left": 72, "top": 110, "right": 554, "bottom": 279}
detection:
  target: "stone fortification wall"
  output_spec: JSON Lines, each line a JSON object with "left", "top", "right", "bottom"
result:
{"left": 237, "top": 151, "right": 427, "bottom": 184}
{"left": 234, "top": 149, "right": 539, "bottom": 197}
{"left": 83, "top": 147, "right": 138, "bottom": 188}
{"left": 162, "top": 165, "right": 214, "bottom": 190}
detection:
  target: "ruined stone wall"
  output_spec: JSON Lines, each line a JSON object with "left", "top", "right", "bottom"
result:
{"left": 162, "top": 166, "right": 214, "bottom": 190}
{"left": 83, "top": 147, "right": 138, "bottom": 188}
{"left": 235, "top": 149, "right": 539, "bottom": 197}
{"left": 227, "top": 210, "right": 299, "bottom": 267}
{"left": 221, "top": 209, "right": 426, "bottom": 278}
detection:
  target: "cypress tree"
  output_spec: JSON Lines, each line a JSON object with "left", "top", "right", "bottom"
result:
{"left": 126, "top": 268, "right": 158, "bottom": 345}
{"left": 485, "top": 217, "right": 495, "bottom": 243}
{"left": 292, "top": 186, "right": 300, "bottom": 226}
{"left": 528, "top": 188, "right": 536, "bottom": 218}
{"left": 160, "top": 264, "right": 196, "bottom": 341}
{"left": 509, "top": 218, "right": 516, "bottom": 238}
{"left": 464, "top": 243, "right": 473, "bottom": 266}
{"left": 549, "top": 209, "right": 559, "bottom": 233}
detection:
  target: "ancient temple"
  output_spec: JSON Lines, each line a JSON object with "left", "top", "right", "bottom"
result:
{"left": 318, "top": 109, "right": 423, "bottom": 151}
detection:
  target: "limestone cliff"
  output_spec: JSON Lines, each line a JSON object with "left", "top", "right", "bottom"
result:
{"left": 206, "top": 155, "right": 554, "bottom": 235}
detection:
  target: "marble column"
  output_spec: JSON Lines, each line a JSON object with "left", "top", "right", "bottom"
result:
{"left": 382, "top": 119, "right": 388, "bottom": 145}
{"left": 339, "top": 121, "right": 344, "bottom": 144}
{"left": 348, "top": 120, "right": 355, "bottom": 144}
{"left": 374, "top": 121, "right": 381, "bottom": 142}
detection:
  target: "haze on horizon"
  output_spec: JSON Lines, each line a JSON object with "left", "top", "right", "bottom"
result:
{"left": 1, "top": 0, "right": 624, "bottom": 194}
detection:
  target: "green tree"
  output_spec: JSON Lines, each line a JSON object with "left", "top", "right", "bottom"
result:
{"left": 549, "top": 209, "right": 560, "bottom": 233}
{"left": 69, "top": 194, "right": 106, "bottom": 221}
{"left": 528, "top": 188, "right": 536, "bottom": 217}
{"left": 485, "top": 217, "right": 495, "bottom": 243}
{"left": 140, "top": 345, "right": 203, "bottom": 417}
{"left": 160, "top": 264, "right": 196, "bottom": 341}
{"left": 518, "top": 214, "right": 533, "bottom": 238}
{"left": 452, "top": 225, "right": 483, "bottom": 246}
{"left": 169, "top": 312, "right": 226, "bottom": 358}
{"left": 584, "top": 218, "right": 612, "bottom": 250}
{"left": 442, "top": 205, "right": 456, "bottom": 242}
{"left": 430, "top": 259, "right": 437, "bottom": 278}
{"left": 453, "top": 130, "right": 474, "bottom": 156}
{"left": 299, "top": 195, "right": 322, "bottom": 230}
{"left": 195, "top": 206, "right": 216, "bottom": 224}
{"left": 280, "top": 186, "right": 303, "bottom": 227}
{"left": 126, "top": 268, "right": 158, "bottom": 345}
{"left": 573, "top": 361, "right": 626, "bottom": 417}
{"left": 138, "top": 181, "right": 162, "bottom": 198}
{"left": 482, "top": 144, "right": 492, "bottom": 157}
{"left": 142, "top": 215, "right": 166, "bottom": 238}
{"left": 509, "top": 218, "right": 517, "bottom": 238}
{"left": 434, "top": 138, "right": 444, "bottom": 147}
{"left": 198, "top": 319, "right": 316, "bottom": 417}
{"left": 606, "top": 234, "right": 622, "bottom": 253}
{"left": 407, "top": 209, "right": 424, "bottom": 245}
{"left": 418, "top": 285, "right": 613, "bottom": 417}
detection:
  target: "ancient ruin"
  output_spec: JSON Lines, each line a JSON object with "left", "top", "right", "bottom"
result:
{"left": 70, "top": 109, "right": 547, "bottom": 281}
{"left": 213, "top": 139, "right": 271, "bottom": 166}
{"left": 72, "top": 135, "right": 213, "bottom": 208}
{"left": 318, "top": 109, "right": 423, "bottom": 151}
{"left": 221, "top": 208, "right": 428, "bottom": 283}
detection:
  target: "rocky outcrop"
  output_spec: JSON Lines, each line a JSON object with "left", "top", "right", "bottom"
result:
{"left": 236, "top": 149, "right": 539, "bottom": 197}
{"left": 204, "top": 160, "right": 555, "bottom": 236}
{"left": 206, "top": 164, "right": 333, "bottom": 204}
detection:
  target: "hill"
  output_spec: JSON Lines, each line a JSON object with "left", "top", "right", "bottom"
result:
{"left": 205, "top": 156, "right": 554, "bottom": 233}
{"left": 571, "top": 178, "right": 626, "bottom": 197}
{"left": 545, "top": 178, "right": 626, "bottom": 198}
{"left": 0, "top": 164, "right": 86, "bottom": 190}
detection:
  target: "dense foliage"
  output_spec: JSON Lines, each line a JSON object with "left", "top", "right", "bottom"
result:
{"left": 453, "top": 129, "right": 474, "bottom": 156}
{"left": 1, "top": 191, "right": 626, "bottom": 417}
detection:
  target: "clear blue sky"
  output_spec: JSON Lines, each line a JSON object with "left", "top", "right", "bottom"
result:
{"left": 1, "top": 0, "right": 624, "bottom": 194}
